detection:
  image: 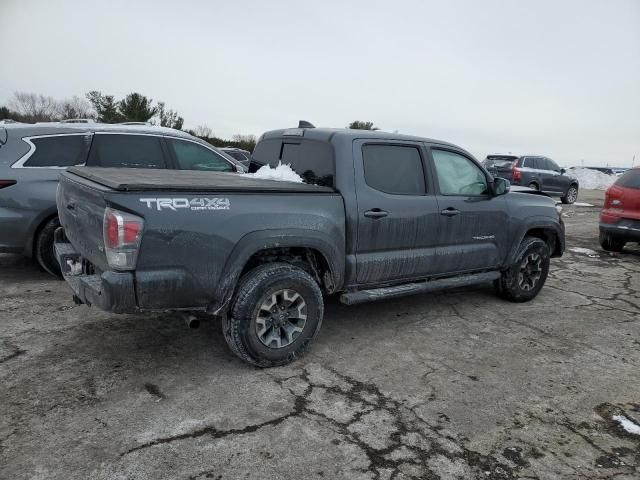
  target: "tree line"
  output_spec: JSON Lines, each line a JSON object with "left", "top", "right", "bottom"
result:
{"left": 0, "top": 90, "right": 379, "bottom": 152}
{"left": 0, "top": 91, "right": 258, "bottom": 151}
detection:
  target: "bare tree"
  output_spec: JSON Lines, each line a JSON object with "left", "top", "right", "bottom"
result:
{"left": 9, "top": 92, "right": 59, "bottom": 122}
{"left": 58, "top": 96, "right": 95, "bottom": 120}
{"left": 193, "top": 124, "right": 213, "bottom": 138}
{"left": 231, "top": 134, "right": 257, "bottom": 151}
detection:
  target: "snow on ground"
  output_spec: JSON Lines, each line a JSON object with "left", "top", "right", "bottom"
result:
{"left": 243, "top": 162, "right": 303, "bottom": 183}
{"left": 569, "top": 247, "right": 600, "bottom": 257}
{"left": 612, "top": 415, "right": 640, "bottom": 435}
{"left": 567, "top": 168, "right": 616, "bottom": 190}
{"left": 572, "top": 202, "right": 594, "bottom": 207}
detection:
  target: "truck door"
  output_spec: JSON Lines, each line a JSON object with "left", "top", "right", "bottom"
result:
{"left": 353, "top": 140, "right": 441, "bottom": 284}
{"left": 428, "top": 147, "right": 509, "bottom": 273}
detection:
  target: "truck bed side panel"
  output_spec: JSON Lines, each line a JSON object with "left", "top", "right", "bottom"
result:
{"left": 125, "top": 193, "right": 345, "bottom": 310}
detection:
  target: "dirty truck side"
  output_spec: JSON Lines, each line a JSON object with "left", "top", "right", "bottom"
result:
{"left": 55, "top": 127, "right": 565, "bottom": 367}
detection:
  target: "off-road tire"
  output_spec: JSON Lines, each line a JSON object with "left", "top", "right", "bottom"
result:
{"left": 561, "top": 184, "right": 578, "bottom": 204}
{"left": 35, "top": 217, "right": 62, "bottom": 277}
{"left": 495, "top": 236, "right": 550, "bottom": 302}
{"left": 223, "top": 263, "right": 324, "bottom": 368}
{"left": 599, "top": 231, "right": 625, "bottom": 252}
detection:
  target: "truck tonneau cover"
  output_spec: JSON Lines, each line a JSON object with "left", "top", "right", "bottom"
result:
{"left": 65, "top": 167, "right": 336, "bottom": 193}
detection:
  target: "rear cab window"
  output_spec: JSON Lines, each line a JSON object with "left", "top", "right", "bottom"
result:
{"left": 20, "top": 134, "right": 90, "bottom": 167}
{"left": 87, "top": 134, "right": 166, "bottom": 169}
{"left": 252, "top": 138, "right": 335, "bottom": 187}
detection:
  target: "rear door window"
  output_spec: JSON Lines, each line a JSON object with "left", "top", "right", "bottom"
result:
{"left": 615, "top": 169, "right": 640, "bottom": 189}
{"left": 23, "top": 135, "right": 89, "bottom": 167}
{"left": 169, "top": 139, "right": 234, "bottom": 172}
{"left": 87, "top": 134, "right": 166, "bottom": 168}
{"left": 362, "top": 144, "right": 426, "bottom": 195}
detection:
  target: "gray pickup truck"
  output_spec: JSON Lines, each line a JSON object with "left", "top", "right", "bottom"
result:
{"left": 55, "top": 126, "right": 565, "bottom": 367}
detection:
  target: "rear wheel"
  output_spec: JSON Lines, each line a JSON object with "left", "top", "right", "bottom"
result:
{"left": 223, "top": 263, "right": 324, "bottom": 367}
{"left": 561, "top": 184, "right": 578, "bottom": 204}
{"left": 527, "top": 182, "right": 539, "bottom": 191}
{"left": 495, "top": 236, "right": 550, "bottom": 302}
{"left": 599, "top": 231, "right": 625, "bottom": 252}
{"left": 35, "top": 217, "right": 62, "bottom": 277}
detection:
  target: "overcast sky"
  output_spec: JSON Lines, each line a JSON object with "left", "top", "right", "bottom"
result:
{"left": 1, "top": 0, "right": 638, "bottom": 166}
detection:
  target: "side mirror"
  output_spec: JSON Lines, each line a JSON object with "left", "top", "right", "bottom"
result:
{"left": 560, "top": 168, "right": 566, "bottom": 174}
{"left": 493, "top": 177, "right": 510, "bottom": 196}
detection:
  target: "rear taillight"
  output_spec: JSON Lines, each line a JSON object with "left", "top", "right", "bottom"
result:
{"left": 0, "top": 180, "right": 16, "bottom": 189}
{"left": 604, "top": 186, "right": 623, "bottom": 209}
{"left": 103, "top": 207, "right": 144, "bottom": 270}
{"left": 511, "top": 162, "right": 521, "bottom": 182}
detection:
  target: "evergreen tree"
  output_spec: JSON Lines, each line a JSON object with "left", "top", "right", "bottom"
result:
{"left": 86, "top": 91, "right": 122, "bottom": 123}
{"left": 156, "top": 102, "right": 184, "bottom": 130}
{"left": 118, "top": 93, "right": 157, "bottom": 122}
{"left": 348, "top": 120, "right": 378, "bottom": 130}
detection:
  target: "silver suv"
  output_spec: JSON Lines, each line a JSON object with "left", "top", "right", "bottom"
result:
{"left": 0, "top": 122, "right": 244, "bottom": 276}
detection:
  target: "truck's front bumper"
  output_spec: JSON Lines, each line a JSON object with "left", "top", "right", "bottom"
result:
{"left": 54, "top": 230, "right": 137, "bottom": 313}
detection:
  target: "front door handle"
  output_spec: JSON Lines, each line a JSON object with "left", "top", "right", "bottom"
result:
{"left": 440, "top": 208, "right": 460, "bottom": 217}
{"left": 364, "top": 209, "right": 388, "bottom": 218}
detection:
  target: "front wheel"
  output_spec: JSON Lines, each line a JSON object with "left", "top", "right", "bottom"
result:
{"left": 223, "top": 263, "right": 324, "bottom": 367}
{"left": 495, "top": 236, "right": 550, "bottom": 302}
{"left": 561, "top": 185, "right": 578, "bottom": 204}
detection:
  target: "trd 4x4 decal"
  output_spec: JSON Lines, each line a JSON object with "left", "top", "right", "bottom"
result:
{"left": 139, "top": 197, "right": 231, "bottom": 211}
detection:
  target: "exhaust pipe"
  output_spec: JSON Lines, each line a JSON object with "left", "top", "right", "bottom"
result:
{"left": 179, "top": 313, "right": 200, "bottom": 329}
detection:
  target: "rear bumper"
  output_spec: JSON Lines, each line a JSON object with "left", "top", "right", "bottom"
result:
{"left": 54, "top": 229, "right": 137, "bottom": 313}
{"left": 54, "top": 228, "right": 207, "bottom": 313}
{"left": 600, "top": 220, "right": 640, "bottom": 242}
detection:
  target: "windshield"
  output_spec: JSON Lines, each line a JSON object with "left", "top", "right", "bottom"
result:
{"left": 483, "top": 156, "right": 517, "bottom": 169}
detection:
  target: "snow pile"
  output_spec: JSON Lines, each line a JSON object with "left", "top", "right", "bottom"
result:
{"left": 567, "top": 168, "right": 616, "bottom": 190}
{"left": 569, "top": 247, "right": 599, "bottom": 257}
{"left": 572, "top": 202, "right": 594, "bottom": 207}
{"left": 613, "top": 415, "right": 640, "bottom": 435}
{"left": 243, "top": 162, "right": 303, "bottom": 183}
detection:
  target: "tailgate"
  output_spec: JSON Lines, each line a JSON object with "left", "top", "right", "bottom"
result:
{"left": 56, "top": 172, "right": 109, "bottom": 271}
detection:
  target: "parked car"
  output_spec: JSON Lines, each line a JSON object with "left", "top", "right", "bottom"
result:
{"left": 600, "top": 167, "right": 640, "bottom": 252}
{"left": 219, "top": 147, "right": 252, "bottom": 169}
{"left": 0, "top": 122, "right": 244, "bottom": 276}
{"left": 55, "top": 125, "right": 565, "bottom": 367}
{"left": 483, "top": 154, "right": 579, "bottom": 204}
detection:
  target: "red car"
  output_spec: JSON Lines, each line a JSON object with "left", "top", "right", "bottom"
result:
{"left": 600, "top": 168, "right": 640, "bottom": 251}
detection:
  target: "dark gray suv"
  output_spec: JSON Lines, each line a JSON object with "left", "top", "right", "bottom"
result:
{"left": 0, "top": 122, "right": 244, "bottom": 276}
{"left": 483, "top": 154, "right": 579, "bottom": 204}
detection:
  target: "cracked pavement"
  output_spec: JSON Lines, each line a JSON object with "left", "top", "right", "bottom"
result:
{"left": 1, "top": 189, "right": 639, "bottom": 479}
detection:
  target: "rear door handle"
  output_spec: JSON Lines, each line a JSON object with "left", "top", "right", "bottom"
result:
{"left": 440, "top": 208, "right": 460, "bottom": 217}
{"left": 364, "top": 209, "right": 388, "bottom": 218}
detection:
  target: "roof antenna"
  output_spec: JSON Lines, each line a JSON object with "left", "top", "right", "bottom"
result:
{"left": 298, "top": 120, "right": 315, "bottom": 128}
